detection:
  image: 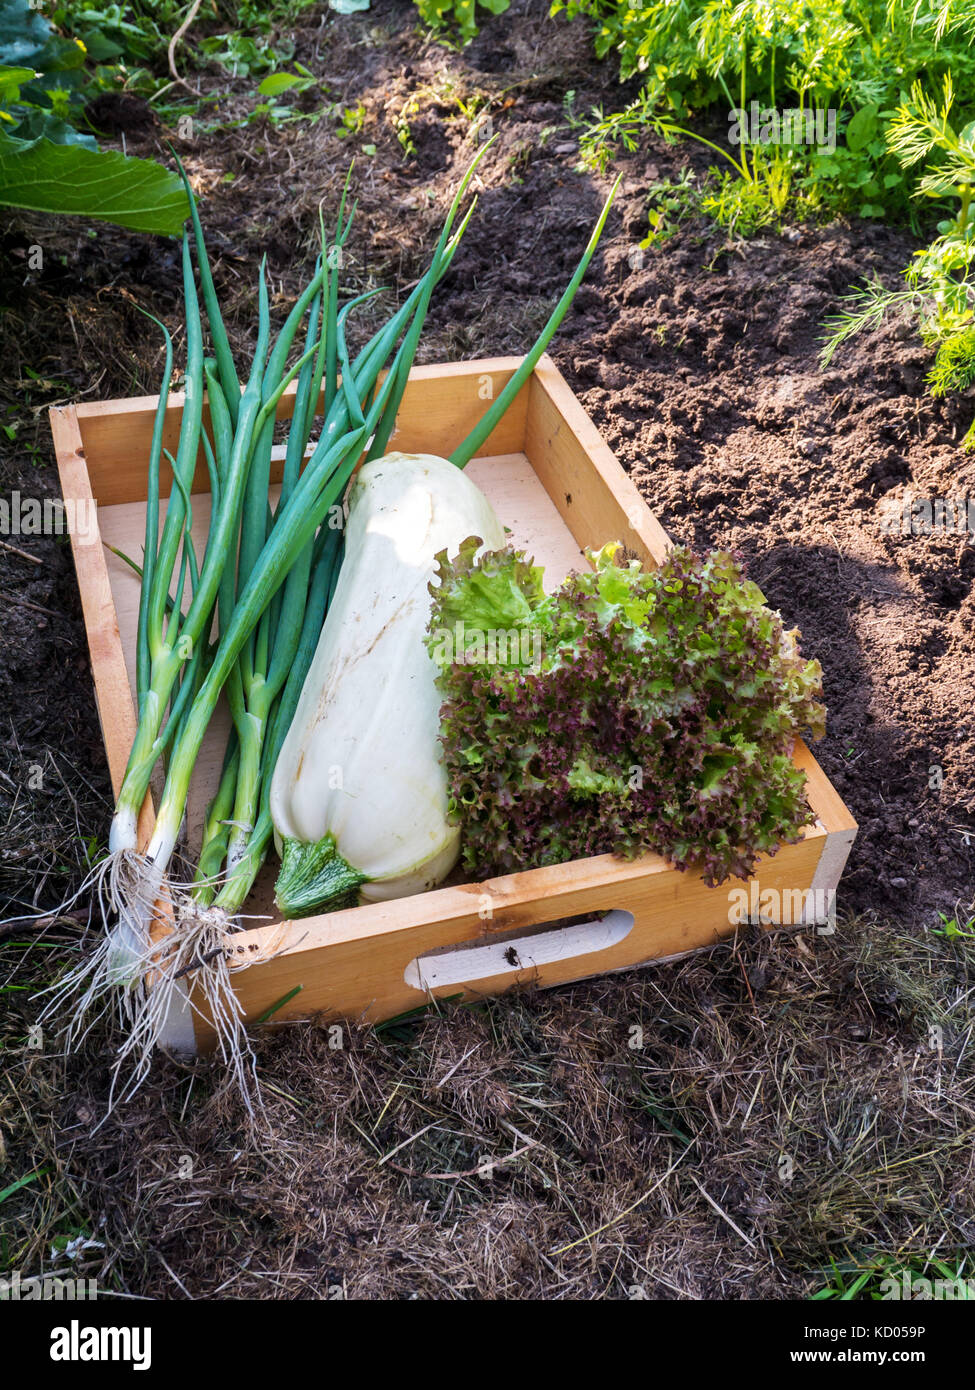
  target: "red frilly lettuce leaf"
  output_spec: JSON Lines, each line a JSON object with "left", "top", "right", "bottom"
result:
{"left": 426, "top": 541, "right": 826, "bottom": 886}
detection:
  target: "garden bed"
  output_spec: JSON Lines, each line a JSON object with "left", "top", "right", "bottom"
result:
{"left": 1, "top": 0, "right": 973, "bottom": 1303}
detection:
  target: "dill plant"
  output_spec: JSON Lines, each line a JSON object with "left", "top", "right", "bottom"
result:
{"left": 822, "top": 75, "right": 975, "bottom": 444}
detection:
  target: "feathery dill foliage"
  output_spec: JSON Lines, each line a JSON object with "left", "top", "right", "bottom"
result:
{"left": 427, "top": 542, "right": 825, "bottom": 887}
{"left": 822, "top": 73, "right": 975, "bottom": 443}
{"left": 554, "top": 0, "right": 975, "bottom": 223}
{"left": 928, "top": 323, "right": 975, "bottom": 394}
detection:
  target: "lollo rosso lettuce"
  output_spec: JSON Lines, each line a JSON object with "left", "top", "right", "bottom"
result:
{"left": 425, "top": 539, "right": 826, "bottom": 886}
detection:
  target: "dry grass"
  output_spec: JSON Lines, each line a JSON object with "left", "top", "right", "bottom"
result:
{"left": 2, "top": 916, "right": 973, "bottom": 1299}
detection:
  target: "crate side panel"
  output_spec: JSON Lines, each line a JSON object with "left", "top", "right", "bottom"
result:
{"left": 793, "top": 737, "right": 858, "bottom": 834}
{"left": 386, "top": 362, "right": 528, "bottom": 458}
{"left": 195, "top": 832, "right": 826, "bottom": 1044}
{"left": 524, "top": 358, "right": 672, "bottom": 567}
{"left": 76, "top": 362, "right": 528, "bottom": 506}
{"left": 49, "top": 406, "right": 156, "bottom": 847}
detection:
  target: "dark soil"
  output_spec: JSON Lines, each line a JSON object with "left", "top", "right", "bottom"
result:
{"left": 1, "top": 0, "right": 973, "bottom": 1301}
{"left": 568, "top": 220, "right": 975, "bottom": 922}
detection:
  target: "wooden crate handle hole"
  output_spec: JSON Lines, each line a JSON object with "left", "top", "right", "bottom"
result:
{"left": 403, "top": 909, "right": 635, "bottom": 991}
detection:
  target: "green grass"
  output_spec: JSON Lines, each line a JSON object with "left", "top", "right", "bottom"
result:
{"left": 0, "top": 1167, "right": 51, "bottom": 1207}
{"left": 811, "top": 1253, "right": 974, "bottom": 1300}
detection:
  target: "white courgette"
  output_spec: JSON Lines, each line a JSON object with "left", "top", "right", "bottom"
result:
{"left": 270, "top": 451, "right": 505, "bottom": 917}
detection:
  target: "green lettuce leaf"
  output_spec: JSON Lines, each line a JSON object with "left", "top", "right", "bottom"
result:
{"left": 427, "top": 535, "right": 550, "bottom": 671}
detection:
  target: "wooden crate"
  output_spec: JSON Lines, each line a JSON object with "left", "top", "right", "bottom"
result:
{"left": 49, "top": 355, "right": 857, "bottom": 1054}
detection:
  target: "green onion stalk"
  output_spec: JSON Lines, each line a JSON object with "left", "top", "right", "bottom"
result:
{"left": 133, "top": 311, "right": 173, "bottom": 716}
{"left": 450, "top": 176, "right": 621, "bottom": 468}
{"left": 114, "top": 149, "right": 489, "bottom": 922}
{"left": 106, "top": 234, "right": 204, "bottom": 861}
{"left": 208, "top": 527, "right": 345, "bottom": 914}
{"left": 220, "top": 185, "right": 359, "bottom": 878}
{"left": 108, "top": 253, "right": 325, "bottom": 858}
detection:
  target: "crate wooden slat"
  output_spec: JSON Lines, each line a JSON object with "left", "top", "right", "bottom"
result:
{"left": 50, "top": 356, "right": 857, "bottom": 1054}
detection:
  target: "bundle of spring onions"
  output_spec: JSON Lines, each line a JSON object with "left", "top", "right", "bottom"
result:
{"left": 43, "top": 147, "right": 619, "bottom": 1108}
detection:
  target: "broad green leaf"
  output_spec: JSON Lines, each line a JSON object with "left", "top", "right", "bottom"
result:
{"left": 258, "top": 70, "right": 303, "bottom": 96}
{"left": 0, "top": 0, "right": 50, "bottom": 68}
{"left": 845, "top": 103, "right": 878, "bottom": 153}
{"left": 0, "top": 61, "right": 35, "bottom": 99}
{"left": 77, "top": 30, "right": 125, "bottom": 63}
{"left": 0, "top": 131, "right": 189, "bottom": 234}
{"left": 5, "top": 105, "right": 97, "bottom": 148}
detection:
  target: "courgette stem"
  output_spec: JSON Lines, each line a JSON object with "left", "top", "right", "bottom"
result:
{"left": 274, "top": 834, "right": 366, "bottom": 918}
